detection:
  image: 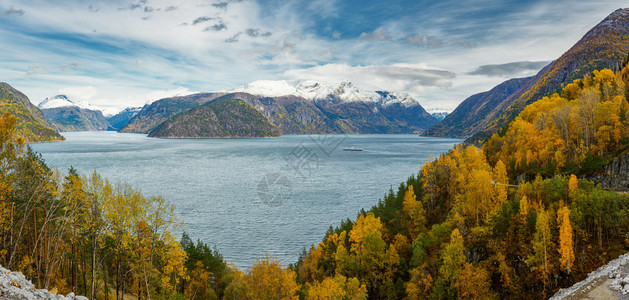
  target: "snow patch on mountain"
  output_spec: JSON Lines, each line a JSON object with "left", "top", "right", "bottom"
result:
{"left": 425, "top": 107, "right": 450, "bottom": 114}
{"left": 37, "top": 95, "right": 129, "bottom": 117}
{"left": 38, "top": 95, "right": 99, "bottom": 111}
{"left": 225, "top": 80, "right": 423, "bottom": 107}
{"left": 424, "top": 107, "right": 450, "bottom": 121}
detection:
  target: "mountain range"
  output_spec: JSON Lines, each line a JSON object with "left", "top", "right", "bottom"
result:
{"left": 121, "top": 80, "right": 438, "bottom": 138}
{"left": 4, "top": 8, "right": 629, "bottom": 142}
{"left": 121, "top": 8, "right": 629, "bottom": 141}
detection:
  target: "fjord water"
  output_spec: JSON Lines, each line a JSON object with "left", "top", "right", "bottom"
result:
{"left": 31, "top": 132, "right": 461, "bottom": 268}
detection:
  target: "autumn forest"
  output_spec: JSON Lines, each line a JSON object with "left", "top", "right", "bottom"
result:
{"left": 0, "top": 57, "right": 627, "bottom": 299}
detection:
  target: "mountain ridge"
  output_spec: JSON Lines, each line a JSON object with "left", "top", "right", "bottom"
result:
{"left": 468, "top": 7, "right": 629, "bottom": 143}
{"left": 121, "top": 81, "right": 437, "bottom": 137}
{"left": 423, "top": 75, "right": 536, "bottom": 138}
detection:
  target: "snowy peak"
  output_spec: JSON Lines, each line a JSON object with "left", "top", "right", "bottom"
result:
{"left": 118, "top": 106, "right": 142, "bottom": 114}
{"left": 226, "top": 80, "right": 422, "bottom": 107}
{"left": 374, "top": 91, "right": 421, "bottom": 107}
{"left": 328, "top": 81, "right": 365, "bottom": 102}
{"left": 38, "top": 95, "right": 76, "bottom": 109}
{"left": 38, "top": 95, "right": 107, "bottom": 113}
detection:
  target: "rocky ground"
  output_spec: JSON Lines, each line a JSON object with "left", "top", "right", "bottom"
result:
{"left": 0, "top": 265, "right": 88, "bottom": 300}
{"left": 551, "top": 253, "right": 629, "bottom": 300}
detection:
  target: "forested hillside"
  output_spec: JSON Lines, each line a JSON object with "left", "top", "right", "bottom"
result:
{"left": 0, "top": 83, "right": 63, "bottom": 142}
{"left": 292, "top": 66, "right": 628, "bottom": 299}
{"left": 3, "top": 66, "right": 626, "bottom": 300}
{"left": 42, "top": 106, "right": 112, "bottom": 132}
{"left": 149, "top": 98, "right": 281, "bottom": 138}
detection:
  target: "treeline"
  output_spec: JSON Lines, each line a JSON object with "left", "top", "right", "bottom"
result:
{"left": 293, "top": 66, "right": 629, "bottom": 299}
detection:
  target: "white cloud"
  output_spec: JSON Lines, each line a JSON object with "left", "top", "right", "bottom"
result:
{"left": 358, "top": 28, "right": 391, "bottom": 41}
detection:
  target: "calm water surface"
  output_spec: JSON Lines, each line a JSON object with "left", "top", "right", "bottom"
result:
{"left": 31, "top": 132, "right": 461, "bottom": 268}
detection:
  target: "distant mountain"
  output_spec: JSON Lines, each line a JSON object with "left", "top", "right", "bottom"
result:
{"left": 226, "top": 80, "right": 438, "bottom": 134}
{"left": 122, "top": 80, "right": 437, "bottom": 136}
{"left": 469, "top": 8, "right": 629, "bottom": 143}
{"left": 38, "top": 95, "right": 112, "bottom": 131}
{"left": 423, "top": 75, "right": 539, "bottom": 138}
{"left": 149, "top": 98, "right": 281, "bottom": 138}
{"left": 106, "top": 106, "right": 142, "bottom": 130}
{"left": 119, "top": 93, "right": 225, "bottom": 133}
{"left": 430, "top": 111, "right": 448, "bottom": 121}
{"left": 0, "top": 82, "right": 63, "bottom": 142}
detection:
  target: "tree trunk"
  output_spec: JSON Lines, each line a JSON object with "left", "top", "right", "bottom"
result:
{"left": 91, "top": 232, "right": 96, "bottom": 300}
{"left": 103, "top": 256, "right": 108, "bottom": 300}
{"left": 116, "top": 258, "right": 120, "bottom": 300}
{"left": 82, "top": 258, "right": 87, "bottom": 295}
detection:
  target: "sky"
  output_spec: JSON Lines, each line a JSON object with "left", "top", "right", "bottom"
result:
{"left": 0, "top": 0, "right": 626, "bottom": 115}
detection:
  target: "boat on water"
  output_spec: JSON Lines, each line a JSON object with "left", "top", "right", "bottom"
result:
{"left": 343, "top": 147, "right": 363, "bottom": 151}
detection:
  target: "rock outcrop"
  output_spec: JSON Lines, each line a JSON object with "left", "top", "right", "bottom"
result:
{"left": 551, "top": 252, "right": 629, "bottom": 299}
{"left": 0, "top": 265, "right": 88, "bottom": 300}
{"left": 586, "top": 153, "right": 629, "bottom": 191}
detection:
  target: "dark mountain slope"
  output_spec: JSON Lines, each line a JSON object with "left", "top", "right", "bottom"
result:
{"left": 106, "top": 107, "right": 142, "bottom": 130}
{"left": 42, "top": 107, "right": 112, "bottom": 132}
{"left": 423, "top": 76, "right": 535, "bottom": 138}
{"left": 211, "top": 92, "right": 340, "bottom": 134}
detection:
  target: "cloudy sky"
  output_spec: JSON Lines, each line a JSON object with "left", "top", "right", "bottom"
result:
{"left": 0, "top": 0, "right": 625, "bottom": 114}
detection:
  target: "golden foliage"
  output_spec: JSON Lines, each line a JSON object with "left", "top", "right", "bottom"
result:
{"left": 306, "top": 274, "right": 367, "bottom": 300}
{"left": 557, "top": 206, "right": 575, "bottom": 273}
{"left": 568, "top": 174, "right": 578, "bottom": 197}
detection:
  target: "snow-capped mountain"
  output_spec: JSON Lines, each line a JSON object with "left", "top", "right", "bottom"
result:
{"left": 38, "top": 95, "right": 112, "bottom": 132}
{"left": 225, "top": 80, "right": 423, "bottom": 108}
{"left": 123, "top": 79, "right": 439, "bottom": 135}
{"left": 106, "top": 106, "right": 143, "bottom": 130}
{"left": 425, "top": 107, "right": 450, "bottom": 121}
{"left": 38, "top": 95, "right": 98, "bottom": 110}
